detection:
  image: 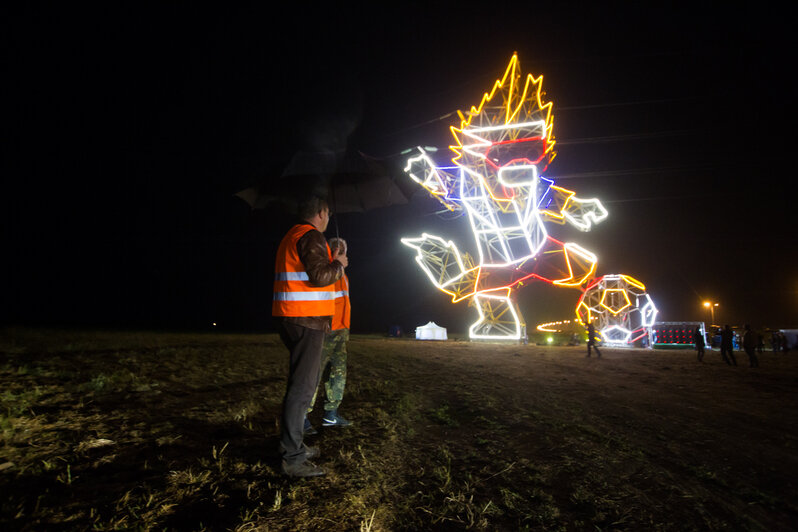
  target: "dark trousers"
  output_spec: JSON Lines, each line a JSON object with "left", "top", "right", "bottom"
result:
{"left": 278, "top": 321, "right": 325, "bottom": 465}
{"left": 721, "top": 345, "right": 737, "bottom": 366}
{"left": 744, "top": 347, "right": 759, "bottom": 367}
{"left": 696, "top": 345, "right": 704, "bottom": 361}
{"left": 587, "top": 340, "right": 601, "bottom": 357}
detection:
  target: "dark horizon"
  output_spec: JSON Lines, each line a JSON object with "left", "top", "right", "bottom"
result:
{"left": 5, "top": 5, "right": 796, "bottom": 334}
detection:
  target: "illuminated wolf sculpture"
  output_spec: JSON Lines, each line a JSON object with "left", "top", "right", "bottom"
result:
{"left": 401, "top": 54, "right": 610, "bottom": 339}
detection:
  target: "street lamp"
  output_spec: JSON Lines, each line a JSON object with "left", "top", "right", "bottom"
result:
{"left": 703, "top": 301, "right": 718, "bottom": 325}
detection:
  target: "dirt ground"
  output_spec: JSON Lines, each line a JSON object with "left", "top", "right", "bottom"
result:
{"left": 1, "top": 328, "right": 797, "bottom": 530}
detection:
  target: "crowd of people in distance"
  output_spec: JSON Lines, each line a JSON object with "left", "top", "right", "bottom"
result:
{"left": 693, "top": 325, "right": 792, "bottom": 368}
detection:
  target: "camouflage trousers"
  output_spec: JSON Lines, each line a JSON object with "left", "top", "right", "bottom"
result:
{"left": 309, "top": 328, "right": 349, "bottom": 412}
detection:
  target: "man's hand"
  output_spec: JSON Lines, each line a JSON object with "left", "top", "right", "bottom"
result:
{"left": 333, "top": 250, "right": 349, "bottom": 268}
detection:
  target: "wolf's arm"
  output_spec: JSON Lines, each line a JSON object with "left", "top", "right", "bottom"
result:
{"left": 404, "top": 147, "right": 461, "bottom": 212}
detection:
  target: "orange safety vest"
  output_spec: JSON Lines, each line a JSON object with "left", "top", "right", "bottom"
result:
{"left": 272, "top": 224, "right": 336, "bottom": 317}
{"left": 331, "top": 274, "right": 351, "bottom": 330}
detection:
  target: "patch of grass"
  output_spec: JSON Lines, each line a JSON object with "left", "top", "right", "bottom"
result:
{"left": 428, "top": 404, "right": 459, "bottom": 426}
{"left": 2, "top": 328, "right": 798, "bottom": 530}
{"left": 0, "top": 388, "right": 44, "bottom": 418}
{"left": 393, "top": 392, "right": 421, "bottom": 420}
{"left": 78, "top": 370, "right": 156, "bottom": 394}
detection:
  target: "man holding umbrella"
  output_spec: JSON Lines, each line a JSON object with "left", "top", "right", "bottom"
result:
{"left": 272, "top": 196, "right": 347, "bottom": 477}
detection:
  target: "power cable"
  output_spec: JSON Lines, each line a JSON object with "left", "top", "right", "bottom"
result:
{"left": 553, "top": 163, "right": 733, "bottom": 180}
{"left": 381, "top": 96, "right": 698, "bottom": 138}
{"left": 556, "top": 129, "right": 698, "bottom": 145}
{"left": 557, "top": 97, "right": 697, "bottom": 111}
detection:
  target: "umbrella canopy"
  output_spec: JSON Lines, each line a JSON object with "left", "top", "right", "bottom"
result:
{"left": 235, "top": 152, "right": 415, "bottom": 214}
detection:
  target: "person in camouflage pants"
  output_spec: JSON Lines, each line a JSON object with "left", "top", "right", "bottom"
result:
{"left": 311, "top": 328, "right": 349, "bottom": 419}
{"left": 306, "top": 237, "right": 352, "bottom": 430}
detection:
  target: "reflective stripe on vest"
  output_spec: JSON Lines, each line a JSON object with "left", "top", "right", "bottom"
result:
{"left": 275, "top": 272, "right": 310, "bottom": 281}
{"left": 272, "top": 224, "right": 336, "bottom": 317}
{"left": 273, "top": 291, "right": 336, "bottom": 301}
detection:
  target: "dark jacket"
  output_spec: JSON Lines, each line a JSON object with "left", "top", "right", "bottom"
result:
{"left": 694, "top": 330, "right": 705, "bottom": 347}
{"left": 743, "top": 330, "right": 757, "bottom": 350}
{"left": 721, "top": 328, "right": 734, "bottom": 348}
{"left": 587, "top": 324, "right": 598, "bottom": 343}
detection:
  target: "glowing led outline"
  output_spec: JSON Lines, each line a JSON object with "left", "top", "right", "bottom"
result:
{"left": 470, "top": 289, "right": 522, "bottom": 340}
{"left": 600, "top": 288, "right": 632, "bottom": 315}
{"left": 601, "top": 325, "right": 633, "bottom": 345}
{"left": 400, "top": 54, "right": 612, "bottom": 339}
{"left": 536, "top": 319, "right": 573, "bottom": 333}
{"left": 553, "top": 243, "right": 599, "bottom": 287}
{"left": 497, "top": 163, "right": 539, "bottom": 189}
{"left": 400, "top": 233, "right": 480, "bottom": 303}
{"left": 575, "top": 274, "right": 659, "bottom": 346}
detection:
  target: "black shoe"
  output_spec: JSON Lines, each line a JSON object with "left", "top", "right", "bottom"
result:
{"left": 304, "top": 417, "right": 318, "bottom": 436}
{"left": 322, "top": 410, "right": 352, "bottom": 427}
{"left": 303, "top": 445, "right": 320, "bottom": 460}
{"left": 282, "top": 459, "right": 326, "bottom": 478}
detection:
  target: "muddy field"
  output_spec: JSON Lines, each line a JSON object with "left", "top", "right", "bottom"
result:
{"left": 1, "top": 328, "right": 797, "bottom": 530}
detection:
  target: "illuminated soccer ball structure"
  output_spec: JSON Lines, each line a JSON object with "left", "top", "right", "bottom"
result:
{"left": 576, "top": 274, "right": 658, "bottom": 346}
{"left": 401, "top": 53, "right": 657, "bottom": 342}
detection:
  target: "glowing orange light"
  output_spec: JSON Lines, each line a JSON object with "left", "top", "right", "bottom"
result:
{"left": 600, "top": 288, "right": 632, "bottom": 315}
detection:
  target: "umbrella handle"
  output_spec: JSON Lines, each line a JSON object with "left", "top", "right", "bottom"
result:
{"left": 330, "top": 182, "right": 340, "bottom": 240}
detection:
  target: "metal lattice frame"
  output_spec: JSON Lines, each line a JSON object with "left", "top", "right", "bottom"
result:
{"left": 470, "top": 290, "right": 523, "bottom": 339}
{"left": 576, "top": 274, "right": 658, "bottom": 345}
{"left": 401, "top": 54, "right": 609, "bottom": 340}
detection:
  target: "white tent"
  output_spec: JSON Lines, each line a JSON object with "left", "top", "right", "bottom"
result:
{"left": 415, "top": 321, "right": 448, "bottom": 340}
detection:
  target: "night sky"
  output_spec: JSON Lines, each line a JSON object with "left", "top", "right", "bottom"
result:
{"left": 5, "top": 4, "right": 796, "bottom": 334}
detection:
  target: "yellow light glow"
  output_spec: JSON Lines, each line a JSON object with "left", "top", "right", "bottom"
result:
{"left": 600, "top": 288, "right": 632, "bottom": 315}
{"left": 552, "top": 243, "right": 599, "bottom": 287}
{"left": 621, "top": 275, "right": 646, "bottom": 290}
{"left": 575, "top": 274, "right": 658, "bottom": 345}
{"left": 450, "top": 53, "right": 554, "bottom": 159}
{"left": 539, "top": 185, "right": 574, "bottom": 220}
{"left": 400, "top": 54, "right": 616, "bottom": 340}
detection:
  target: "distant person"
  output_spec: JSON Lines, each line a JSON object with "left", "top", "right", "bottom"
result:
{"left": 272, "top": 196, "right": 347, "bottom": 478}
{"left": 720, "top": 325, "right": 737, "bottom": 366}
{"left": 771, "top": 331, "right": 780, "bottom": 354}
{"left": 781, "top": 332, "right": 790, "bottom": 354}
{"left": 586, "top": 322, "right": 601, "bottom": 358}
{"left": 742, "top": 324, "right": 759, "bottom": 367}
{"left": 693, "top": 326, "right": 705, "bottom": 362}
{"left": 306, "top": 237, "right": 353, "bottom": 433}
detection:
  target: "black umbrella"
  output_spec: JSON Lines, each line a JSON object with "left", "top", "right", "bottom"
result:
{"left": 235, "top": 151, "right": 415, "bottom": 214}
